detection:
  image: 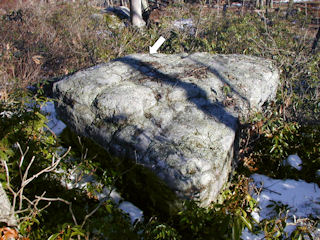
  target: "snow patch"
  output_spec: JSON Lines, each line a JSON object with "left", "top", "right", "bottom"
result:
{"left": 173, "top": 18, "right": 195, "bottom": 35}
{"left": 57, "top": 165, "right": 144, "bottom": 224}
{"left": 41, "top": 101, "right": 66, "bottom": 135}
{"left": 242, "top": 174, "right": 320, "bottom": 239}
{"left": 231, "top": 3, "right": 242, "bottom": 7}
{"left": 252, "top": 174, "right": 320, "bottom": 219}
{"left": 242, "top": 228, "right": 264, "bottom": 240}
{"left": 119, "top": 201, "right": 144, "bottom": 224}
{"left": 283, "top": 154, "right": 303, "bottom": 170}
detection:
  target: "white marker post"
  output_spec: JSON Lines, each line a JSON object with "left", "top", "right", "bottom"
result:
{"left": 149, "top": 36, "right": 166, "bottom": 54}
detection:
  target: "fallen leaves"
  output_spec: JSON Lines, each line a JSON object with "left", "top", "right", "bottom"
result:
{"left": 31, "top": 55, "right": 43, "bottom": 65}
{"left": 0, "top": 227, "right": 30, "bottom": 240}
{"left": 0, "top": 227, "right": 18, "bottom": 240}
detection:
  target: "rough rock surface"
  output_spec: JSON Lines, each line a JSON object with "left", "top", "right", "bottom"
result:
{"left": 0, "top": 182, "right": 17, "bottom": 226}
{"left": 53, "top": 53, "right": 279, "bottom": 206}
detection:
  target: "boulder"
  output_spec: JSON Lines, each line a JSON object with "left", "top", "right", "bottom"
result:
{"left": 0, "top": 182, "right": 17, "bottom": 226}
{"left": 53, "top": 53, "right": 279, "bottom": 207}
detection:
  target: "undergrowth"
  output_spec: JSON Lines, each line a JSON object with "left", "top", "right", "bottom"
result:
{"left": 0, "top": 0, "right": 319, "bottom": 239}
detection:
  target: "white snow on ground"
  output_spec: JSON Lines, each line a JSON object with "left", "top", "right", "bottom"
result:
{"left": 59, "top": 166, "right": 144, "bottom": 224}
{"left": 242, "top": 228, "right": 264, "bottom": 240}
{"left": 173, "top": 18, "right": 196, "bottom": 35}
{"left": 231, "top": 3, "right": 243, "bottom": 7}
{"left": 283, "top": 154, "right": 303, "bottom": 170}
{"left": 252, "top": 174, "right": 320, "bottom": 219}
{"left": 119, "top": 202, "right": 144, "bottom": 224}
{"left": 242, "top": 174, "right": 320, "bottom": 239}
{"left": 93, "top": 182, "right": 144, "bottom": 224}
{"left": 173, "top": 18, "right": 194, "bottom": 29}
{"left": 95, "top": 187, "right": 122, "bottom": 204}
{"left": 41, "top": 101, "right": 66, "bottom": 135}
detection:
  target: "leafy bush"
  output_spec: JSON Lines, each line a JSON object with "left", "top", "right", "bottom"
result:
{"left": 0, "top": 92, "right": 58, "bottom": 181}
{"left": 0, "top": 92, "right": 138, "bottom": 239}
{"left": 244, "top": 114, "right": 320, "bottom": 183}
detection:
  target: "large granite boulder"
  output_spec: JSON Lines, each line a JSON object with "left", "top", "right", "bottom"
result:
{"left": 53, "top": 53, "right": 279, "bottom": 207}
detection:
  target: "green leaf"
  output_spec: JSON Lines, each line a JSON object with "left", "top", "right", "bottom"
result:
{"left": 32, "top": 217, "right": 40, "bottom": 225}
{"left": 249, "top": 200, "right": 255, "bottom": 209}
{"left": 232, "top": 218, "right": 241, "bottom": 240}
{"left": 240, "top": 216, "right": 252, "bottom": 232}
{"left": 48, "top": 233, "right": 60, "bottom": 240}
{"left": 240, "top": 208, "right": 247, "bottom": 218}
{"left": 270, "top": 144, "right": 277, "bottom": 153}
{"left": 71, "top": 230, "right": 85, "bottom": 237}
{"left": 105, "top": 203, "right": 113, "bottom": 214}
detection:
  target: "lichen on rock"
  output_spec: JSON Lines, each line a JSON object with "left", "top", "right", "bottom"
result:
{"left": 53, "top": 53, "right": 279, "bottom": 207}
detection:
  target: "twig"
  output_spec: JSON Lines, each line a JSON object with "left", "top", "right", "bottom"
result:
{"left": 19, "top": 156, "right": 35, "bottom": 210}
{"left": 16, "top": 142, "right": 29, "bottom": 181}
{"left": 35, "top": 196, "right": 78, "bottom": 226}
{"left": 80, "top": 198, "right": 107, "bottom": 229}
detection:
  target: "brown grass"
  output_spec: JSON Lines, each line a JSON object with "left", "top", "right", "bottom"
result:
{"left": 0, "top": 1, "right": 105, "bottom": 94}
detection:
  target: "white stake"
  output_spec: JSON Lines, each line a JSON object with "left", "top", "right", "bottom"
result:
{"left": 149, "top": 36, "right": 166, "bottom": 54}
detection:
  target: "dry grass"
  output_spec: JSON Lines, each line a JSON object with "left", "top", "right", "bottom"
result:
{"left": 0, "top": 1, "right": 103, "bottom": 93}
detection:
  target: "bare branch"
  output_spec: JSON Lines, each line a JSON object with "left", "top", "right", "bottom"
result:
{"left": 22, "top": 147, "right": 71, "bottom": 188}
{"left": 80, "top": 197, "right": 108, "bottom": 229}
{"left": 19, "top": 155, "right": 35, "bottom": 210}
{"left": 35, "top": 196, "right": 78, "bottom": 226}
{"left": 22, "top": 156, "right": 36, "bottom": 184}
{"left": 2, "top": 160, "right": 10, "bottom": 185}
{"left": 17, "top": 142, "right": 29, "bottom": 182}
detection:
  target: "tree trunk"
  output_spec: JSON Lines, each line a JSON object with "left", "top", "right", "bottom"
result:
{"left": 288, "top": 0, "right": 294, "bottom": 9}
{"left": 130, "top": 0, "right": 146, "bottom": 28}
{"left": 141, "top": 0, "right": 149, "bottom": 12}
{"left": 312, "top": 27, "right": 320, "bottom": 53}
{"left": 256, "top": 0, "right": 263, "bottom": 9}
{"left": 104, "top": 0, "right": 110, "bottom": 7}
{"left": 241, "top": 0, "right": 246, "bottom": 16}
{"left": 286, "top": 0, "right": 294, "bottom": 18}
